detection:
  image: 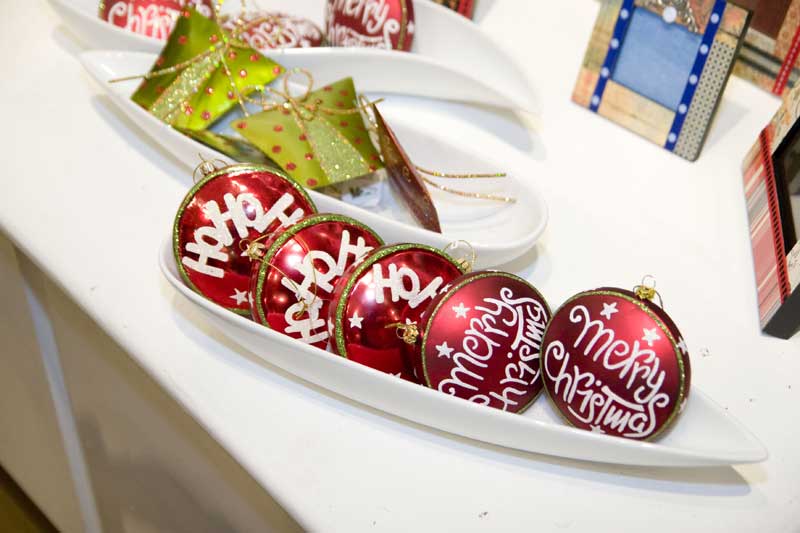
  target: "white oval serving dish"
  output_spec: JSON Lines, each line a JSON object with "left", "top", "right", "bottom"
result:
{"left": 159, "top": 238, "right": 767, "bottom": 467}
{"left": 81, "top": 49, "right": 548, "bottom": 268}
{"left": 49, "top": 0, "right": 537, "bottom": 111}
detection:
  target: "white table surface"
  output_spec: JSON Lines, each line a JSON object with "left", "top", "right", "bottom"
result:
{"left": 4, "top": 1, "right": 800, "bottom": 531}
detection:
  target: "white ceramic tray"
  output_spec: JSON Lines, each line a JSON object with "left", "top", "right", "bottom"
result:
{"left": 159, "top": 239, "right": 767, "bottom": 467}
{"left": 81, "top": 49, "right": 547, "bottom": 268}
{"left": 49, "top": 0, "right": 537, "bottom": 111}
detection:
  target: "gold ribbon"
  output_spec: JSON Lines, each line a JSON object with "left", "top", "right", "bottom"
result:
{"left": 356, "top": 95, "right": 516, "bottom": 205}
{"left": 244, "top": 68, "right": 378, "bottom": 123}
{"left": 242, "top": 68, "right": 382, "bottom": 185}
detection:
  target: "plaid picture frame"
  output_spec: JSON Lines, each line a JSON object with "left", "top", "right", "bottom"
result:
{"left": 743, "top": 84, "right": 800, "bottom": 339}
{"left": 734, "top": 0, "right": 800, "bottom": 96}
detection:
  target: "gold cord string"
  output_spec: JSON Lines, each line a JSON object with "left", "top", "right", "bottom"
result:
{"left": 242, "top": 68, "right": 379, "bottom": 118}
{"left": 416, "top": 167, "right": 506, "bottom": 179}
{"left": 422, "top": 179, "right": 515, "bottom": 204}
{"left": 239, "top": 68, "right": 383, "bottom": 174}
{"left": 239, "top": 231, "right": 322, "bottom": 321}
{"left": 356, "top": 95, "right": 515, "bottom": 204}
{"left": 108, "top": 47, "right": 220, "bottom": 83}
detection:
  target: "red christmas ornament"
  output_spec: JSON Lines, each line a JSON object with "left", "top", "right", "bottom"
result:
{"left": 329, "top": 243, "right": 464, "bottom": 380}
{"left": 173, "top": 163, "right": 315, "bottom": 315}
{"left": 249, "top": 214, "right": 383, "bottom": 349}
{"left": 413, "top": 271, "right": 551, "bottom": 412}
{"left": 432, "top": 0, "right": 475, "bottom": 18}
{"left": 98, "top": 0, "right": 214, "bottom": 40}
{"left": 221, "top": 12, "right": 324, "bottom": 51}
{"left": 541, "top": 285, "right": 692, "bottom": 440}
{"left": 325, "top": 0, "right": 415, "bottom": 51}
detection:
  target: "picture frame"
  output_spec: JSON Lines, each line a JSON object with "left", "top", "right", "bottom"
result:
{"left": 733, "top": 0, "right": 800, "bottom": 96}
{"left": 743, "top": 84, "right": 800, "bottom": 339}
{"left": 573, "top": 0, "right": 751, "bottom": 161}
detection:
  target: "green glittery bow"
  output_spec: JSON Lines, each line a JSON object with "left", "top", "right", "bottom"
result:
{"left": 233, "top": 72, "right": 384, "bottom": 190}
{"left": 128, "top": 7, "right": 284, "bottom": 130}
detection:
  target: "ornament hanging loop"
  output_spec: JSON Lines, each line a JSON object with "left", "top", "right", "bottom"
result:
{"left": 281, "top": 67, "right": 314, "bottom": 104}
{"left": 385, "top": 322, "right": 419, "bottom": 345}
{"left": 193, "top": 154, "right": 229, "bottom": 183}
{"left": 634, "top": 275, "right": 664, "bottom": 308}
{"left": 358, "top": 96, "right": 514, "bottom": 205}
{"left": 443, "top": 240, "right": 476, "bottom": 272}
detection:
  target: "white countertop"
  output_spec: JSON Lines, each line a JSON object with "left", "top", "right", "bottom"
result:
{"left": 4, "top": 1, "right": 800, "bottom": 530}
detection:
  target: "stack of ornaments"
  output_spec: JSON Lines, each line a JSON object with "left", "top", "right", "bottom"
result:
{"left": 99, "top": 0, "right": 478, "bottom": 54}
{"left": 174, "top": 161, "right": 693, "bottom": 442}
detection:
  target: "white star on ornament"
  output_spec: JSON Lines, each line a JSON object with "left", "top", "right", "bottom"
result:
{"left": 436, "top": 341, "right": 454, "bottom": 359}
{"left": 349, "top": 311, "right": 364, "bottom": 329}
{"left": 230, "top": 288, "right": 249, "bottom": 305}
{"left": 677, "top": 337, "right": 688, "bottom": 355}
{"left": 452, "top": 302, "right": 470, "bottom": 319}
{"left": 642, "top": 327, "right": 661, "bottom": 347}
{"left": 590, "top": 424, "right": 606, "bottom": 434}
{"left": 600, "top": 301, "right": 619, "bottom": 321}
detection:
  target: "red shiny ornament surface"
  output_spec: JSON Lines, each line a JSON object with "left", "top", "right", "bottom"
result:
{"left": 325, "top": 0, "right": 415, "bottom": 51}
{"left": 541, "top": 288, "right": 692, "bottom": 440}
{"left": 330, "top": 244, "right": 463, "bottom": 381}
{"left": 174, "top": 164, "right": 315, "bottom": 314}
{"left": 98, "top": 0, "right": 214, "bottom": 40}
{"left": 222, "top": 12, "right": 324, "bottom": 51}
{"left": 414, "top": 271, "right": 551, "bottom": 413}
{"left": 249, "top": 214, "right": 383, "bottom": 349}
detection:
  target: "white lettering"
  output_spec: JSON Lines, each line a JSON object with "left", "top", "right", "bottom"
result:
{"left": 542, "top": 304, "right": 670, "bottom": 438}
{"left": 327, "top": 0, "right": 402, "bottom": 48}
{"left": 438, "top": 287, "right": 547, "bottom": 411}
{"left": 106, "top": 0, "right": 212, "bottom": 40}
{"left": 181, "top": 192, "right": 304, "bottom": 278}
{"left": 278, "top": 229, "right": 375, "bottom": 344}
{"left": 372, "top": 263, "right": 443, "bottom": 309}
